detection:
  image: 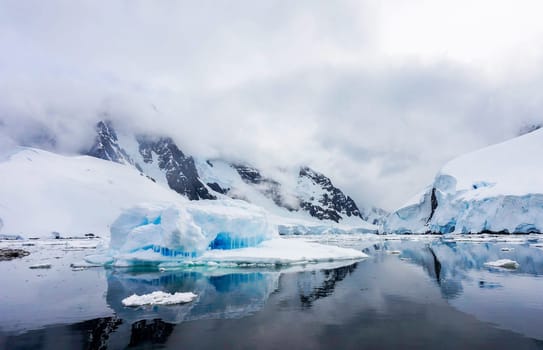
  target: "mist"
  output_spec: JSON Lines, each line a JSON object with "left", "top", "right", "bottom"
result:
{"left": 1, "top": 0, "right": 543, "bottom": 210}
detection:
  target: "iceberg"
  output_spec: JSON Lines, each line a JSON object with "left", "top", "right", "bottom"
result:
{"left": 383, "top": 129, "right": 543, "bottom": 234}
{"left": 122, "top": 291, "right": 197, "bottom": 306}
{"left": 108, "top": 200, "right": 277, "bottom": 264}
{"left": 101, "top": 200, "right": 367, "bottom": 267}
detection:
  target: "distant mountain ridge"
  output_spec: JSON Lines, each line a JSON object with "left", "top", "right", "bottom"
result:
{"left": 85, "top": 120, "right": 387, "bottom": 226}
{"left": 87, "top": 121, "right": 215, "bottom": 200}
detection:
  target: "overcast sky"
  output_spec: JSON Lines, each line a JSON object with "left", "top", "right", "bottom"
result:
{"left": 1, "top": 0, "right": 543, "bottom": 210}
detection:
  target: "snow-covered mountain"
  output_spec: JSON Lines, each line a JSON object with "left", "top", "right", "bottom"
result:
{"left": 85, "top": 121, "right": 385, "bottom": 231}
{"left": 0, "top": 120, "right": 383, "bottom": 239}
{"left": 0, "top": 147, "right": 185, "bottom": 238}
{"left": 87, "top": 121, "right": 215, "bottom": 200}
{"left": 383, "top": 128, "right": 543, "bottom": 234}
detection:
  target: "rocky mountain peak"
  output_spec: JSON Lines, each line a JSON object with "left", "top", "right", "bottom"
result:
{"left": 87, "top": 121, "right": 215, "bottom": 201}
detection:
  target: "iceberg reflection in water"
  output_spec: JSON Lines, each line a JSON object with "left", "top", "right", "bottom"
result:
{"left": 3, "top": 235, "right": 543, "bottom": 350}
{"left": 361, "top": 236, "right": 543, "bottom": 340}
{"left": 106, "top": 268, "right": 279, "bottom": 324}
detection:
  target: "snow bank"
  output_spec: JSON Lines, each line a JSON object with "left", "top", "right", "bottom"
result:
{"left": 484, "top": 259, "right": 520, "bottom": 269}
{"left": 122, "top": 291, "right": 197, "bottom": 306}
{"left": 0, "top": 148, "right": 184, "bottom": 239}
{"left": 384, "top": 129, "right": 543, "bottom": 234}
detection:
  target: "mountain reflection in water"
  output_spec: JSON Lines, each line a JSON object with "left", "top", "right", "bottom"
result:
{"left": 3, "top": 236, "right": 543, "bottom": 350}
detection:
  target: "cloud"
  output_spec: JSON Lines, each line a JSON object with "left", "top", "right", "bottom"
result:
{"left": 1, "top": 0, "right": 543, "bottom": 210}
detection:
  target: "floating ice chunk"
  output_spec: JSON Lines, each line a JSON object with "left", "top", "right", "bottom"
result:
{"left": 122, "top": 291, "right": 197, "bottom": 307}
{"left": 105, "top": 201, "right": 368, "bottom": 267}
{"left": 484, "top": 259, "right": 520, "bottom": 269}
{"left": 500, "top": 247, "right": 514, "bottom": 252}
{"left": 108, "top": 200, "right": 277, "bottom": 264}
{"left": 195, "top": 238, "right": 367, "bottom": 265}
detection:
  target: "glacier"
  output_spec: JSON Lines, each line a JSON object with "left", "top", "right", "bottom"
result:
{"left": 383, "top": 129, "right": 543, "bottom": 234}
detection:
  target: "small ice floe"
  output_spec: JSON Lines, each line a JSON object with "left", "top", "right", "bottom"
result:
{"left": 387, "top": 250, "right": 401, "bottom": 255}
{"left": 122, "top": 291, "right": 197, "bottom": 307}
{"left": 70, "top": 261, "right": 102, "bottom": 269}
{"left": 484, "top": 259, "right": 520, "bottom": 270}
{"left": 29, "top": 263, "right": 52, "bottom": 269}
{"left": 500, "top": 247, "right": 514, "bottom": 252}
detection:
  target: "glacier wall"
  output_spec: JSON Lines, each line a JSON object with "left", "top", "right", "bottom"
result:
{"left": 109, "top": 200, "right": 277, "bottom": 263}
{"left": 383, "top": 173, "right": 543, "bottom": 234}
{"left": 384, "top": 130, "right": 543, "bottom": 234}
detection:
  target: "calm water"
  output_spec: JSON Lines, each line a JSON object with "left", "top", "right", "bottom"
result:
{"left": 1, "top": 236, "right": 543, "bottom": 349}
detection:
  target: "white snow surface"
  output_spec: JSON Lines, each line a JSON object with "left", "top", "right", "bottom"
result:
{"left": 195, "top": 238, "right": 368, "bottom": 265}
{"left": 483, "top": 259, "right": 520, "bottom": 269}
{"left": 197, "top": 159, "right": 377, "bottom": 233}
{"left": 122, "top": 291, "right": 197, "bottom": 306}
{"left": 0, "top": 148, "right": 184, "bottom": 239}
{"left": 384, "top": 129, "right": 543, "bottom": 234}
{"left": 0, "top": 147, "right": 375, "bottom": 240}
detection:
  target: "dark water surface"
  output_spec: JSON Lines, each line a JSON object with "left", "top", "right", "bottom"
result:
{"left": 1, "top": 236, "right": 543, "bottom": 349}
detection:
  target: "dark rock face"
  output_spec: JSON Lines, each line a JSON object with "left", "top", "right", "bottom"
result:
{"left": 85, "top": 120, "right": 383, "bottom": 223}
{"left": 232, "top": 164, "right": 296, "bottom": 211}
{"left": 232, "top": 164, "right": 265, "bottom": 184}
{"left": 299, "top": 167, "right": 363, "bottom": 223}
{"left": 87, "top": 121, "right": 215, "bottom": 201}
{"left": 0, "top": 248, "right": 30, "bottom": 261}
{"left": 427, "top": 187, "right": 438, "bottom": 224}
{"left": 207, "top": 182, "right": 229, "bottom": 194}
{"left": 137, "top": 136, "right": 215, "bottom": 200}
{"left": 87, "top": 121, "right": 138, "bottom": 169}
{"left": 232, "top": 164, "right": 380, "bottom": 223}
{"left": 518, "top": 123, "right": 542, "bottom": 136}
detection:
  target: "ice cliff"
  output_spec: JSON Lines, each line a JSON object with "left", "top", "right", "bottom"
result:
{"left": 383, "top": 129, "right": 543, "bottom": 234}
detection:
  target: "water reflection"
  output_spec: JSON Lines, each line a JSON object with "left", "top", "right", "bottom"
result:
{"left": 106, "top": 268, "right": 280, "bottom": 324}
{"left": 4, "top": 242, "right": 543, "bottom": 349}
{"left": 363, "top": 238, "right": 543, "bottom": 340}
{"left": 298, "top": 263, "right": 358, "bottom": 308}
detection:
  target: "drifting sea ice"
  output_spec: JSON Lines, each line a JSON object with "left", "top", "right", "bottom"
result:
{"left": 108, "top": 200, "right": 276, "bottom": 261}
{"left": 122, "top": 291, "right": 197, "bottom": 307}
